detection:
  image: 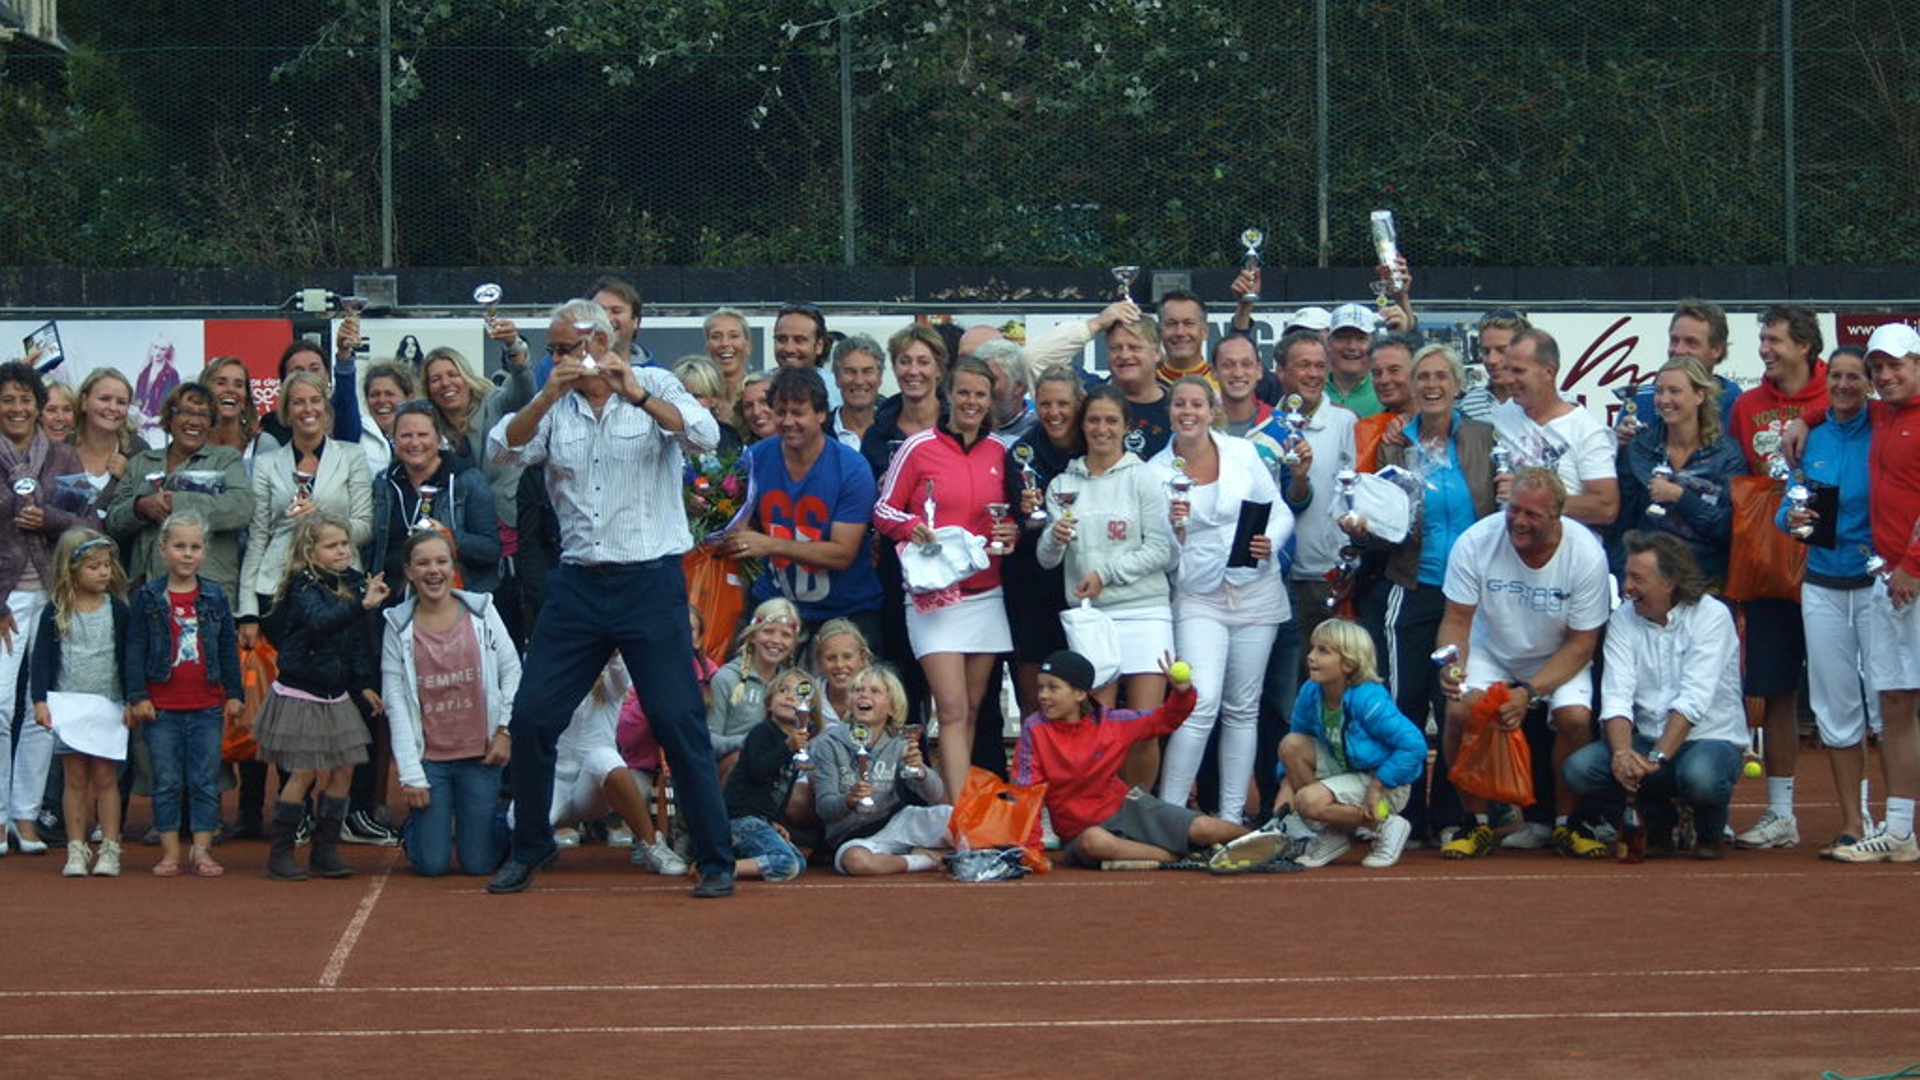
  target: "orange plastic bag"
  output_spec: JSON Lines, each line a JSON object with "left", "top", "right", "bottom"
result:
{"left": 1448, "top": 682, "right": 1535, "bottom": 807}
{"left": 1724, "top": 475, "right": 1804, "bottom": 603}
{"left": 947, "top": 766, "right": 1051, "bottom": 874}
{"left": 683, "top": 546, "right": 747, "bottom": 663}
{"left": 224, "top": 639, "right": 275, "bottom": 764}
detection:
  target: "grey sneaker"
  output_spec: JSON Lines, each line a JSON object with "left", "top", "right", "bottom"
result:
{"left": 1734, "top": 809, "right": 1799, "bottom": 849}
{"left": 1828, "top": 829, "right": 1919, "bottom": 864}
{"left": 1501, "top": 821, "right": 1552, "bottom": 850}
{"left": 633, "top": 836, "right": 690, "bottom": 876}
{"left": 1296, "top": 830, "right": 1352, "bottom": 869}
{"left": 92, "top": 840, "right": 122, "bottom": 877}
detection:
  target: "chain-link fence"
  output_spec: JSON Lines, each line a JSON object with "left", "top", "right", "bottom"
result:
{"left": 4, "top": 1, "right": 1915, "bottom": 271}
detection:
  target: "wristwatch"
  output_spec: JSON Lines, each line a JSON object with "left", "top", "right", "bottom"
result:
{"left": 1647, "top": 748, "right": 1666, "bottom": 764}
{"left": 1507, "top": 679, "right": 1535, "bottom": 698}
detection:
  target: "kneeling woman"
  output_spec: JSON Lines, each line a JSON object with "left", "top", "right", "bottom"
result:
{"left": 382, "top": 531, "right": 520, "bottom": 877}
{"left": 1280, "top": 620, "right": 1428, "bottom": 870}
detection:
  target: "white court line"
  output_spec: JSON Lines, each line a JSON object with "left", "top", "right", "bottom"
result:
{"left": 4, "top": 1007, "right": 1918, "bottom": 1043}
{"left": 317, "top": 849, "right": 399, "bottom": 989}
{"left": 5, "top": 963, "right": 1916, "bottom": 1001}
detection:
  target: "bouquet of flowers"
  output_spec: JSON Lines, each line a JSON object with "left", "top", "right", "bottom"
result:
{"left": 685, "top": 448, "right": 749, "bottom": 545}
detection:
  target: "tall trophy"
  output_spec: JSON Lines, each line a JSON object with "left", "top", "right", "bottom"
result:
{"left": 571, "top": 318, "right": 599, "bottom": 373}
{"left": 1238, "top": 229, "right": 1264, "bottom": 303}
{"left": 1014, "top": 444, "right": 1048, "bottom": 523}
{"left": 854, "top": 740, "right": 875, "bottom": 810}
{"left": 900, "top": 724, "right": 926, "bottom": 780}
{"left": 1168, "top": 457, "right": 1193, "bottom": 544}
{"left": 920, "top": 478, "right": 942, "bottom": 555}
{"left": 1335, "top": 468, "right": 1360, "bottom": 528}
{"left": 1612, "top": 386, "right": 1644, "bottom": 439}
{"left": 791, "top": 681, "right": 815, "bottom": 766}
{"left": 413, "top": 484, "right": 441, "bottom": 531}
{"left": 1280, "top": 394, "right": 1308, "bottom": 466}
{"left": 1786, "top": 475, "right": 1813, "bottom": 539}
{"left": 291, "top": 469, "right": 316, "bottom": 512}
{"left": 985, "top": 501, "right": 1011, "bottom": 556}
{"left": 1110, "top": 265, "right": 1140, "bottom": 305}
{"left": 1646, "top": 463, "right": 1674, "bottom": 518}
{"left": 472, "top": 282, "right": 503, "bottom": 329}
{"left": 1369, "top": 210, "right": 1405, "bottom": 306}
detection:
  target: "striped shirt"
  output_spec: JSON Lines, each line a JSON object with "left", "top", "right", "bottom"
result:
{"left": 489, "top": 368, "right": 719, "bottom": 566}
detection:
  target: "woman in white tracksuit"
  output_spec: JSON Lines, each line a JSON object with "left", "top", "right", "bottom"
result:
{"left": 1152, "top": 376, "right": 1295, "bottom": 824}
{"left": 382, "top": 531, "right": 520, "bottom": 877}
{"left": 1037, "top": 383, "right": 1175, "bottom": 786}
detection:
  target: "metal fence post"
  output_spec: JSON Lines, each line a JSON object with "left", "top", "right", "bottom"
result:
{"left": 380, "top": 0, "right": 395, "bottom": 268}
{"left": 839, "top": 2, "right": 857, "bottom": 267}
{"left": 1781, "top": 0, "right": 1797, "bottom": 266}
{"left": 1315, "top": 0, "right": 1330, "bottom": 268}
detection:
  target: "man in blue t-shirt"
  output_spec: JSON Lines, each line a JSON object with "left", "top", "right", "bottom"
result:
{"left": 721, "top": 367, "right": 883, "bottom": 645}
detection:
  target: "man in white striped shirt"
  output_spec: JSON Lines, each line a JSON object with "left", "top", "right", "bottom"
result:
{"left": 486, "top": 298, "right": 737, "bottom": 897}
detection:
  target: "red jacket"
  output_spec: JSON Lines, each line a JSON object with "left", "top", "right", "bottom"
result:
{"left": 873, "top": 424, "right": 1009, "bottom": 592}
{"left": 1014, "top": 685, "right": 1196, "bottom": 843}
{"left": 1869, "top": 397, "right": 1920, "bottom": 578}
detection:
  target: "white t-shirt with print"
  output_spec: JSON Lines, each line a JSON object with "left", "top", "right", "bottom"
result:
{"left": 1443, "top": 514, "right": 1610, "bottom": 675}
{"left": 1489, "top": 399, "right": 1616, "bottom": 496}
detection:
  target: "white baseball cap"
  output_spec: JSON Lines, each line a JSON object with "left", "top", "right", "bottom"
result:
{"left": 1865, "top": 322, "right": 1920, "bottom": 360}
{"left": 1284, "top": 306, "right": 1332, "bottom": 333}
{"left": 1328, "top": 302, "right": 1377, "bottom": 334}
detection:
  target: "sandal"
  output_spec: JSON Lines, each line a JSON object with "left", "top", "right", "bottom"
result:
{"left": 151, "top": 857, "right": 182, "bottom": 877}
{"left": 188, "top": 847, "right": 226, "bottom": 878}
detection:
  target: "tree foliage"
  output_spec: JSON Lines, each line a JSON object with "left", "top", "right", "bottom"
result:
{"left": 3, "top": 0, "right": 1917, "bottom": 269}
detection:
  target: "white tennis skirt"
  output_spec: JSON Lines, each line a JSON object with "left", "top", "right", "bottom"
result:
{"left": 906, "top": 587, "right": 1012, "bottom": 658}
{"left": 1111, "top": 608, "right": 1175, "bottom": 676}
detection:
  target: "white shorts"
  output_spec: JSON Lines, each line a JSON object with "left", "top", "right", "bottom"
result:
{"left": 1463, "top": 650, "right": 1592, "bottom": 714}
{"left": 834, "top": 805, "right": 955, "bottom": 873}
{"left": 1866, "top": 579, "right": 1920, "bottom": 692}
{"left": 1314, "top": 768, "right": 1411, "bottom": 815}
{"left": 1111, "top": 608, "right": 1174, "bottom": 676}
{"left": 906, "top": 588, "right": 1012, "bottom": 659}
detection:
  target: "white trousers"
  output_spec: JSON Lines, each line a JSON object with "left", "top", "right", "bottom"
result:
{"left": 1159, "top": 613, "right": 1279, "bottom": 824}
{"left": 1802, "top": 581, "right": 1881, "bottom": 746}
{"left": 1, "top": 590, "right": 49, "bottom": 824}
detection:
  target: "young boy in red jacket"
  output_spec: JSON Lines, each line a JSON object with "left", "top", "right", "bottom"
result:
{"left": 1015, "top": 650, "right": 1248, "bottom": 866}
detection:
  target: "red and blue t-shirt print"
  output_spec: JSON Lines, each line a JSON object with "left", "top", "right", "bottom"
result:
{"left": 745, "top": 440, "right": 884, "bottom": 620}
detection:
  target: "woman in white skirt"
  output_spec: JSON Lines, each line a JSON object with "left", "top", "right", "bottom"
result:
{"left": 872, "top": 356, "right": 1019, "bottom": 800}
{"left": 1152, "top": 376, "right": 1295, "bottom": 824}
{"left": 1037, "top": 383, "right": 1176, "bottom": 786}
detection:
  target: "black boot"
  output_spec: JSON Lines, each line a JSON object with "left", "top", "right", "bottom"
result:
{"left": 309, "top": 795, "right": 354, "bottom": 879}
{"left": 266, "top": 800, "right": 308, "bottom": 881}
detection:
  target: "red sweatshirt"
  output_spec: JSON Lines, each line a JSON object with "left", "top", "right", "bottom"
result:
{"left": 1014, "top": 685, "right": 1197, "bottom": 843}
{"left": 1729, "top": 362, "right": 1829, "bottom": 475}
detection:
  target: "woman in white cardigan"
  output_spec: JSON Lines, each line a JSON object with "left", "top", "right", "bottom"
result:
{"left": 237, "top": 371, "right": 374, "bottom": 638}
{"left": 1151, "top": 376, "right": 1296, "bottom": 825}
{"left": 381, "top": 531, "right": 520, "bottom": 876}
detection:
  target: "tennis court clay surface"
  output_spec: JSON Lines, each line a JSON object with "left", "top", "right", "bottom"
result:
{"left": 4, "top": 750, "right": 1915, "bottom": 1080}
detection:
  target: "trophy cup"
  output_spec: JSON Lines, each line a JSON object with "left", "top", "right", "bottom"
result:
{"left": 571, "top": 318, "right": 600, "bottom": 373}
{"left": 1325, "top": 545, "right": 1362, "bottom": 611}
{"left": 413, "top": 484, "right": 441, "bottom": 531}
{"left": 1238, "top": 229, "right": 1264, "bottom": 303}
{"left": 791, "top": 681, "right": 815, "bottom": 766}
{"left": 920, "top": 479, "right": 943, "bottom": 556}
{"left": 1335, "top": 468, "right": 1360, "bottom": 528}
{"left": 1620, "top": 793, "right": 1646, "bottom": 864}
{"left": 985, "top": 501, "right": 1011, "bottom": 555}
{"left": 472, "top": 282, "right": 503, "bottom": 329}
{"left": 339, "top": 295, "right": 370, "bottom": 358}
{"left": 1168, "top": 457, "right": 1193, "bottom": 544}
{"left": 12, "top": 476, "right": 38, "bottom": 509}
{"left": 1369, "top": 210, "right": 1406, "bottom": 304}
{"left": 291, "top": 469, "right": 316, "bottom": 512}
{"left": 1863, "top": 546, "right": 1892, "bottom": 581}
{"left": 1280, "top": 394, "right": 1307, "bottom": 466}
{"left": 1050, "top": 479, "right": 1079, "bottom": 540}
{"left": 854, "top": 741, "right": 876, "bottom": 810}
{"left": 1786, "top": 476, "right": 1814, "bottom": 539}
{"left": 900, "top": 724, "right": 926, "bottom": 780}
{"left": 1014, "top": 444, "right": 1048, "bottom": 523}
{"left": 1612, "top": 386, "right": 1644, "bottom": 439}
{"left": 1766, "top": 451, "right": 1792, "bottom": 482}
{"left": 144, "top": 470, "right": 167, "bottom": 492}
{"left": 1646, "top": 463, "right": 1674, "bottom": 518}
{"left": 1111, "top": 265, "right": 1140, "bottom": 305}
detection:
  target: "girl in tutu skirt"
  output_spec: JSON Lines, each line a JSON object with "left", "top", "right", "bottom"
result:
{"left": 255, "top": 512, "right": 388, "bottom": 880}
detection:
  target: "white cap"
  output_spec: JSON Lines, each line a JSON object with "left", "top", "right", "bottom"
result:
{"left": 1865, "top": 322, "right": 1920, "bottom": 360}
{"left": 1328, "top": 302, "right": 1377, "bottom": 334}
{"left": 1284, "top": 306, "right": 1332, "bottom": 333}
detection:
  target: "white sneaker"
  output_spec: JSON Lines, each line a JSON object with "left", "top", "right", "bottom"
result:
{"left": 1362, "top": 815, "right": 1412, "bottom": 868}
{"left": 93, "top": 840, "right": 122, "bottom": 877}
{"left": 1501, "top": 821, "right": 1552, "bottom": 850}
{"left": 606, "top": 826, "right": 635, "bottom": 848}
{"left": 1040, "top": 809, "right": 1062, "bottom": 851}
{"left": 1828, "top": 829, "right": 1919, "bottom": 864}
{"left": 1296, "top": 829, "right": 1352, "bottom": 869}
{"left": 632, "top": 836, "right": 690, "bottom": 876}
{"left": 1734, "top": 809, "right": 1799, "bottom": 849}
{"left": 63, "top": 845, "right": 92, "bottom": 877}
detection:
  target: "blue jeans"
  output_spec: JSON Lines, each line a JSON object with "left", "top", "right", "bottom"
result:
{"left": 146, "top": 707, "right": 223, "bottom": 834}
{"left": 509, "top": 560, "right": 733, "bottom": 873}
{"left": 1562, "top": 736, "right": 1742, "bottom": 841}
{"left": 730, "top": 816, "right": 804, "bottom": 882}
{"left": 403, "top": 757, "right": 506, "bottom": 877}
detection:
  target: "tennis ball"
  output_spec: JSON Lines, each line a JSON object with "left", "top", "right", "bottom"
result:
{"left": 1374, "top": 799, "right": 1391, "bottom": 821}
{"left": 1168, "top": 660, "right": 1192, "bottom": 684}
{"left": 1742, "top": 759, "right": 1763, "bottom": 779}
